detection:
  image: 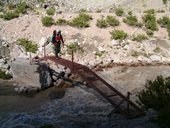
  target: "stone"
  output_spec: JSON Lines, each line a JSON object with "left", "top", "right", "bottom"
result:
{"left": 123, "top": 45, "right": 130, "bottom": 50}
{"left": 0, "top": 59, "right": 5, "bottom": 64}
{"left": 10, "top": 58, "right": 52, "bottom": 91}
{"left": 18, "top": 53, "right": 28, "bottom": 59}
{"left": 38, "top": 37, "right": 46, "bottom": 47}
{"left": 138, "top": 56, "right": 145, "bottom": 61}
{"left": 111, "top": 39, "right": 119, "bottom": 46}
{"left": 14, "top": 87, "right": 19, "bottom": 92}
{"left": 150, "top": 55, "right": 161, "bottom": 62}
{"left": 1, "top": 64, "right": 10, "bottom": 69}
{"left": 97, "top": 46, "right": 105, "bottom": 52}
{"left": 146, "top": 109, "right": 159, "bottom": 120}
{"left": 10, "top": 45, "right": 25, "bottom": 59}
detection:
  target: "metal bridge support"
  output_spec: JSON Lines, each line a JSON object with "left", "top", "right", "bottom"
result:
{"left": 127, "top": 92, "right": 131, "bottom": 117}
{"left": 71, "top": 50, "right": 74, "bottom": 72}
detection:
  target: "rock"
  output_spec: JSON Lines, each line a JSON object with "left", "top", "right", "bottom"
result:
{"left": 1, "top": 64, "right": 10, "bottom": 69}
{"left": 18, "top": 53, "right": 28, "bottom": 59}
{"left": 138, "top": 56, "right": 145, "bottom": 61}
{"left": 10, "top": 45, "right": 25, "bottom": 59}
{"left": 123, "top": 45, "right": 130, "bottom": 50}
{"left": 150, "top": 55, "right": 161, "bottom": 62}
{"left": 18, "top": 86, "right": 25, "bottom": 93}
{"left": 5, "top": 69, "right": 12, "bottom": 75}
{"left": 111, "top": 39, "right": 119, "bottom": 46}
{"left": 14, "top": 87, "right": 19, "bottom": 92}
{"left": 10, "top": 58, "right": 52, "bottom": 91}
{"left": 97, "top": 46, "right": 105, "bottom": 52}
{"left": 38, "top": 37, "right": 47, "bottom": 47}
{"left": 146, "top": 109, "right": 159, "bottom": 120}
{"left": 0, "top": 59, "right": 5, "bottom": 64}
{"left": 2, "top": 41, "right": 9, "bottom": 47}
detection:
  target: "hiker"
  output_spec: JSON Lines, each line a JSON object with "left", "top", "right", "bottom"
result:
{"left": 51, "top": 30, "right": 64, "bottom": 57}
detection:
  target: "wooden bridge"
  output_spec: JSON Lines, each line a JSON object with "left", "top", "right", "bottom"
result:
{"left": 43, "top": 56, "right": 145, "bottom": 119}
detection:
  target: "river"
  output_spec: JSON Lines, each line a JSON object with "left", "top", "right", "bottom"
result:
{"left": 0, "top": 65, "right": 166, "bottom": 128}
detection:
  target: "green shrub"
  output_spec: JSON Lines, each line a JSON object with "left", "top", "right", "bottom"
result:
{"left": 168, "top": 28, "right": 170, "bottom": 37}
{"left": 0, "top": 69, "right": 12, "bottom": 80}
{"left": 131, "top": 50, "right": 141, "bottom": 57}
{"left": 16, "top": 2, "right": 28, "bottom": 14}
{"left": 143, "top": 13, "right": 154, "bottom": 23}
{"left": 136, "top": 22, "right": 143, "bottom": 27}
{"left": 18, "top": 38, "right": 38, "bottom": 53}
{"left": 143, "top": 13, "right": 158, "bottom": 31}
{"left": 3, "top": 11, "right": 19, "bottom": 20}
{"left": 79, "top": 8, "right": 87, "bottom": 13}
{"left": 137, "top": 75, "right": 170, "bottom": 110}
{"left": 67, "top": 43, "right": 79, "bottom": 50}
{"left": 0, "top": 14, "right": 3, "bottom": 18}
{"left": 128, "top": 11, "right": 132, "bottom": 15}
{"left": 96, "top": 19, "right": 107, "bottom": 28}
{"left": 69, "top": 12, "right": 92, "bottom": 28}
{"left": 5, "top": 3, "right": 15, "bottom": 10}
{"left": 46, "top": 7, "right": 55, "bottom": 15}
{"left": 145, "top": 20, "right": 158, "bottom": 31}
{"left": 153, "top": 46, "right": 161, "bottom": 53}
{"left": 156, "top": 9, "right": 165, "bottom": 13}
{"left": 66, "top": 43, "right": 83, "bottom": 54}
{"left": 95, "top": 51, "right": 105, "bottom": 57}
{"left": 157, "top": 16, "right": 170, "bottom": 28}
{"left": 146, "top": 29, "right": 154, "bottom": 36}
{"left": 106, "top": 15, "right": 119, "bottom": 27}
{"left": 115, "top": 7, "right": 124, "bottom": 16}
{"left": 0, "top": 6, "right": 3, "bottom": 12}
{"left": 110, "top": 29, "right": 128, "bottom": 40}
{"left": 144, "top": 9, "right": 155, "bottom": 14}
{"left": 38, "top": 0, "right": 45, "bottom": 3}
{"left": 42, "top": 16, "right": 54, "bottom": 27}
{"left": 56, "top": 18, "right": 67, "bottom": 25}
{"left": 157, "top": 105, "right": 170, "bottom": 128}
{"left": 123, "top": 15, "right": 138, "bottom": 26}
{"left": 96, "top": 8, "right": 102, "bottom": 13}
{"left": 132, "top": 34, "right": 148, "bottom": 42}
{"left": 162, "top": 0, "right": 168, "bottom": 4}
{"left": 78, "top": 12, "right": 92, "bottom": 21}
{"left": 0, "top": 1, "right": 4, "bottom": 6}
{"left": 167, "top": 22, "right": 170, "bottom": 29}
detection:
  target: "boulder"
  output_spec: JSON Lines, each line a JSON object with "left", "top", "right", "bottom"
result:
{"left": 97, "top": 46, "right": 105, "bottom": 52}
{"left": 10, "top": 45, "right": 26, "bottom": 59}
{"left": 10, "top": 58, "right": 52, "bottom": 91}
{"left": 150, "top": 55, "right": 161, "bottom": 62}
{"left": 111, "top": 39, "right": 119, "bottom": 46}
{"left": 1, "top": 64, "right": 10, "bottom": 69}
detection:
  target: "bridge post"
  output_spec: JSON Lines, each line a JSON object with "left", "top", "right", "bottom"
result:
{"left": 43, "top": 45, "right": 46, "bottom": 58}
{"left": 71, "top": 50, "right": 74, "bottom": 72}
{"left": 29, "top": 52, "right": 32, "bottom": 64}
{"left": 127, "top": 92, "right": 131, "bottom": 117}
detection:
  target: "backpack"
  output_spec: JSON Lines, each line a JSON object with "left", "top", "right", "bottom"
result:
{"left": 52, "top": 35, "right": 61, "bottom": 46}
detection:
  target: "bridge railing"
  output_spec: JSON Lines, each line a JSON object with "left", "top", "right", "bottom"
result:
{"left": 43, "top": 44, "right": 75, "bottom": 71}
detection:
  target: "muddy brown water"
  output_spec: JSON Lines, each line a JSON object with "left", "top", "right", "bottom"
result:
{"left": 0, "top": 80, "right": 65, "bottom": 113}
